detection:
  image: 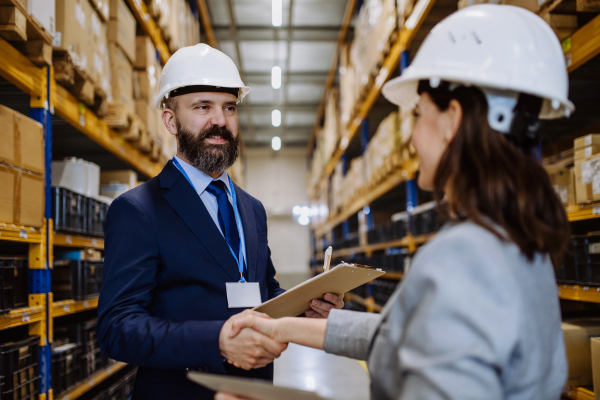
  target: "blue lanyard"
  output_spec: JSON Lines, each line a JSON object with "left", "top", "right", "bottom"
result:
{"left": 172, "top": 157, "right": 246, "bottom": 282}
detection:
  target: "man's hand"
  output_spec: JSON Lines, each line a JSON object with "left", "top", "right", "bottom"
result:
{"left": 219, "top": 310, "right": 288, "bottom": 370}
{"left": 305, "top": 293, "right": 345, "bottom": 318}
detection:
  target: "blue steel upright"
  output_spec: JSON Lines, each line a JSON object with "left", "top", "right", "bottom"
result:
{"left": 28, "top": 66, "right": 52, "bottom": 397}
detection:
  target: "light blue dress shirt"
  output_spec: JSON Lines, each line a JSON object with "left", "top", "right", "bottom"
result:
{"left": 173, "top": 155, "right": 247, "bottom": 267}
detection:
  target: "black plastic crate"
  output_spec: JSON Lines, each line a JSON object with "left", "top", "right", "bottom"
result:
{"left": 52, "top": 260, "right": 103, "bottom": 301}
{"left": 52, "top": 187, "right": 88, "bottom": 234}
{"left": 122, "top": 368, "right": 137, "bottom": 399}
{"left": 0, "top": 258, "right": 28, "bottom": 314}
{"left": 80, "top": 347, "right": 103, "bottom": 382}
{"left": 52, "top": 343, "right": 82, "bottom": 396}
{"left": 87, "top": 199, "right": 108, "bottom": 237}
{"left": 0, "top": 336, "right": 39, "bottom": 400}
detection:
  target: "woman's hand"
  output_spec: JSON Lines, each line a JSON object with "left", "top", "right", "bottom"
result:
{"left": 305, "top": 293, "right": 345, "bottom": 318}
{"left": 229, "top": 313, "right": 286, "bottom": 343}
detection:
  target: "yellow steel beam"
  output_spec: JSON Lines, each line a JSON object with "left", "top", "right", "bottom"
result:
{"left": 0, "top": 36, "right": 45, "bottom": 101}
{"left": 563, "top": 14, "right": 600, "bottom": 73}
{"left": 0, "top": 302, "right": 44, "bottom": 333}
{"left": 566, "top": 204, "right": 600, "bottom": 222}
{"left": 0, "top": 222, "right": 44, "bottom": 244}
{"left": 345, "top": 293, "right": 382, "bottom": 313}
{"left": 55, "top": 362, "right": 128, "bottom": 400}
{"left": 558, "top": 285, "right": 600, "bottom": 304}
{"left": 197, "top": 0, "right": 217, "bottom": 48}
{"left": 52, "top": 298, "right": 99, "bottom": 318}
{"left": 563, "top": 387, "right": 595, "bottom": 400}
{"left": 125, "top": 0, "right": 170, "bottom": 64}
{"left": 53, "top": 233, "right": 104, "bottom": 250}
{"left": 53, "top": 84, "right": 162, "bottom": 178}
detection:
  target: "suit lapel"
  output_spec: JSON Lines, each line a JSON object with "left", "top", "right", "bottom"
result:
{"left": 160, "top": 161, "right": 240, "bottom": 281}
{"left": 234, "top": 184, "right": 258, "bottom": 282}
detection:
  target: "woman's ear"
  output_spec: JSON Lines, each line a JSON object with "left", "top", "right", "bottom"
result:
{"left": 444, "top": 99, "right": 463, "bottom": 143}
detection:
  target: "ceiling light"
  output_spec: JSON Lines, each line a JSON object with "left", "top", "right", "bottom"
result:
{"left": 271, "top": 66, "right": 281, "bottom": 89}
{"left": 272, "top": 109, "right": 281, "bottom": 127}
{"left": 272, "top": 136, "right": 282, "bottom": 151}
{"left": 272, "top": 0, "right": 282, "bottom": 27}
{"left": 298, "top": 215, "right": 310, "bottom": 226}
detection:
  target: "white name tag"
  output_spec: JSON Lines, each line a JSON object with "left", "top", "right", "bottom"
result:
{"left": 226, "top": 282, "right": 262, "bottom": 308}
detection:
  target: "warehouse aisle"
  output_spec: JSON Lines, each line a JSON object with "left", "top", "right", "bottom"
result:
{"left": 274, "top": 343, "right": 371, "bottom": 400}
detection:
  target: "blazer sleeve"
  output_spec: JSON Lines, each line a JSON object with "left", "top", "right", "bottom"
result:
{"left": 97, "top": 194, "right": 227, "bottom": 373}
{"left": 257, "top": 201, "right": 286, "bottom": 300}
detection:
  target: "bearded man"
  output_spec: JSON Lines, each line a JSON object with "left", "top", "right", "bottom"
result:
{"left": 96, "top": 44, "right": 344, "bottom": 400}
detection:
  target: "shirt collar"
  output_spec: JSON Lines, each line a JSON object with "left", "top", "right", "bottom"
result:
{"left": 173, "top": 155, "right": 231, "bottom": 196}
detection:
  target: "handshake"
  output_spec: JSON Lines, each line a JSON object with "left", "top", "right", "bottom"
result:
{"left": 218, "top": 293, "right": 344, "bottom": 370}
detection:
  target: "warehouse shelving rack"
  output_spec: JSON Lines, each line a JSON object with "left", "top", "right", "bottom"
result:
{"left": 307, "top": 3, "right": 600, "bottom": 399}
{"left": 0, "top": 2, "right": 180, "bottom": 398}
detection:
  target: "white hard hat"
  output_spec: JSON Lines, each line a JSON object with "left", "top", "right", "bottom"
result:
{"left": 156, "top": 44, "right": 250, "bottom": 109}
{"left": 382, "top": 4, "right": 574, "bottom": 125}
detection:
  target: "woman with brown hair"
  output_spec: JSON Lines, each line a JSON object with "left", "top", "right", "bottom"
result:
{"left": 216, "top": 4, "right": 573, "bottom": 400}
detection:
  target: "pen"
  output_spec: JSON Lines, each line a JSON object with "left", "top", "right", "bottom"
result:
{"left": 323, "top": 246, "right": 332, "bottom": 272}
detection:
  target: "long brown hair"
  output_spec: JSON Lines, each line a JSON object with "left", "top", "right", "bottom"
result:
{"left": 418, "top": 81, "right": 570, "bottom": 267}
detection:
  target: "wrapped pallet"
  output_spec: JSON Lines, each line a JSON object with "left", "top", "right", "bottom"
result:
{"left": 322, "top": 89, "right": 341, "bottom": 164}
{"left": 339, "top": 44, "right": 356, "bottom": 125}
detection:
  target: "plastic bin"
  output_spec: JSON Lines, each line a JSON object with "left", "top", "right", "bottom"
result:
{"left": 87, "top": 199, "right": 108, "bottom": 237}
{"left": 122, "top": 368, "right": 137, "bottom": 399}
{"left": 0, "top": 336, "right": 40, "bottom": 400}
{"left": 0, "top": 258, "right": 28, "bottom": 314}
{"left": 52, "top": 343, "right": 82, "bottom": 396}
{"left": 52, "top": 260, "right": 103, "bottom": 301}
{"left": 52, "top": 187, "right": 88, "bottom": 234}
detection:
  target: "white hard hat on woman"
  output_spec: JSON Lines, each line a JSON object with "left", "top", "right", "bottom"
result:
{"left": 383, "top": 4, "right": 574, "bottom": 136}
{"left": 155, "top": 43, "right": 250, "bottom": 109}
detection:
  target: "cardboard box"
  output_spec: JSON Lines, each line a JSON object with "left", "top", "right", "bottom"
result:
{"left": 504, "top": 0, "right": 539, "bottom": 11}
{"left": 543, "top": 14, "right": 578, "bottom": 40}
{"left": 0, "top": 6, "right": 27, "bottom": 41}
{"left": 134, "top": 35, "right": 156, "bottom": 70}
{"left": 108, "top": 0, "right": 135, "bottom": 63}
{"left": 563, "top": 320, "right": 600, "bottom": 389}
{"left": 100, "top": 169, "right": 137, "bottom": 189}
{"left": 575, "top": 155, "right": 600, "bottom": 204}
{"left": 135, "top": 99, "right": 157, "bottom": 138}
{"left": 134, "top": 65, "right": 159, "bottom": 103}
{"left": 54, "top": 0, "right": 90, "bottom": 71}
{"left": 0, "top": 164, "right": 44, "bottom": 227}
{"left": 90, "top": 0, "right": 109, "bottom": 22}
{"left": 576, "top": 146, "right": 600, "bottom": 160}
{"left": 28, "top": 0, "right": 55, "bottom": 37}
{"left": 0, "top": 105, "right": 44, "bottom": 175}
{"left": 577, "top": 0, "right": 600, "bottom": 11}
{"left": 575, "top": 134, "right": 600, "bottom": 149}
{"left": 108, "top": 43, "right": 134, "bottom": 113}
{"left": 549, "top": 168, "right": 572, "bottom": 206}
{"left": 592, "top": 337, "right": 600, "bottom": 398}
{"left": 569, "top": 168, "right": 576, "bottom": 207}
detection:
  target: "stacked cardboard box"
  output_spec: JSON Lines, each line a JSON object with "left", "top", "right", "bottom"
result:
{"left": 0, "top": 105, "right": 44, "bottom": 227}
{"left": 342, "top": 156, "right": 366, "bottom": 204}
{"left": 364, "top": 112, "right": 400, "bottom": 184}
{"left": 321, "top": 89, "right": 341, "bottom": 166}
{"left": 339, "top": 44, "right": 357, "bottom": 126}
{"left": 574, "top": 134, "right": 600, "bottom": 204}
{"left": 563, "top": 320, "right": 600, "bottom": 390}
{"left": 108, "top": 0, "right": 135, "bottom": 114}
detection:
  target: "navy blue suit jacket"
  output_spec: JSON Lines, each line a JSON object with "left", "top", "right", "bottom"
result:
{"left": 97, "top": 160, "right": 286, "bottom": 399}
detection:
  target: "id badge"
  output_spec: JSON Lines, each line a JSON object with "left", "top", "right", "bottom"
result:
{"left": 226, "top": 282, "right": 262, "bottom": 308}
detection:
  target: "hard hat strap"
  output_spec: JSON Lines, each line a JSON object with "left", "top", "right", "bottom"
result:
{"left": 170, "top": 85, "right": 240, "bottom": 99}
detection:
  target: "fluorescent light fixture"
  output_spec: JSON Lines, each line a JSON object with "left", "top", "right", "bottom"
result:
{"left": 271, "top": 109, "right": 281, "bottom": 127}
{"left": 292, "top": 205, "right": 301, "bottom": 216}
{"left": 271, "top": 66, "right": 282, "bottom": 89}
{"left": 301, "top": 206, "right": 310, "bottom": 216}
{"left": 298, "top": 215, "right": 310, "bottom": 226}
{"left": 405, "top": 0, "right": 431, "bottom": 30}
{"left": 272, "top": 136, "right": 282, "bottom": 151}
{"left": 272, "top": 0, "right": 282, "bottom": 27}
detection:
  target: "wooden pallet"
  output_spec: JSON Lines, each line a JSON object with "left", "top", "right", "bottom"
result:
{"left": 0, "top": 0, "right": 53, "bottom": 66}
{"left": 53, "top": 50, "right": 97, "bottom": 107}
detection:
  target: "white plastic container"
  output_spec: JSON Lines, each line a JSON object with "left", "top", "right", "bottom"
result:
{"left": 52, "top": 158, "right": 87, "bottom": 194}
{"left": 100, "top": 184, "right": 130, "bottom": 199}
{"left": 85, "top": 161, "right": 100, "bottom": 198}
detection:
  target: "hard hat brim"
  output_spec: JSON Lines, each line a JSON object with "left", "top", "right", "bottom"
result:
{"left": 156, "top": 84, "right": 251, "bottom": 109}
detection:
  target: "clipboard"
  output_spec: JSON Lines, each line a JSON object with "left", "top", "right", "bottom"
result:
{"left": 187, "top": 371, "right": 332, "bottom": 400}
{"left": 253, "top": 263, "right": 386, "bottom": 318}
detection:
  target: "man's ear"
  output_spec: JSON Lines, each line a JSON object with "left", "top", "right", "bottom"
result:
{"left": 162, "top": 109, "right": 178, "bottom": 136}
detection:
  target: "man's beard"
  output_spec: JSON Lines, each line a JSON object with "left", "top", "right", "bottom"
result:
{"left": 176, "top": 120, "right": 240, "bottom": 175}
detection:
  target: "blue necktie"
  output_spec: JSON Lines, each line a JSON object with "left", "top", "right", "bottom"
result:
{"left": 205, "top": 180, "right": 241, "bottom": 265}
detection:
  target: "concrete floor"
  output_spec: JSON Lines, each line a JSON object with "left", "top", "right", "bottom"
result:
{"left": 274, "top": 344, "right": 371, "bottom": 400}
{"left": 272, "top": 273, "right": 371, "bottom": 400}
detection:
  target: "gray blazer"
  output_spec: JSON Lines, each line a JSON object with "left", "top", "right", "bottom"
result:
{"left": 324, "top": 221, "right": 566, "bottom": 400}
